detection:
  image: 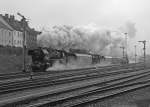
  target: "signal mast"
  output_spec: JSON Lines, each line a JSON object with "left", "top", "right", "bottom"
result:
{"left": 138, "top": 40, "right": 147, "bottom": 67}
{"left": 120, "top": 46, "right": 125, "bottom": 58}
{"left": 134, "top": 45, "right": 137, "bottom": 63}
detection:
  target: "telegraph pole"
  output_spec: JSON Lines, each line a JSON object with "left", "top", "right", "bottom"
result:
{"left": 124, "top": 33, "right": 128, "bottom": 57}
{"left": 17, "top": 13, "right": 26, "bottom": 72}
{"left": 134, "top": 45, "right": 137, "bottom": 63}
{"left": 111, "top": 46, "right": 113, "bottom": 63}
{"left": 138, "top": 40, "right": 146, "bottom": 67}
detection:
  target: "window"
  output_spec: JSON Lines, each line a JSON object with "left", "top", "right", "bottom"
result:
{"left": 14, "top": 40, "right": 16, "bottom": 44}
{"left": 18, "top": 32, "right": 19, "bottom": 37}
{"left": 5, "top": 30, "right": 7, "bottom": 35}
{"left": 9, "top": 32, "right": 11, "bottom": 36}
{"left": 2, "top": 29, "right": 4, "bottom": 37}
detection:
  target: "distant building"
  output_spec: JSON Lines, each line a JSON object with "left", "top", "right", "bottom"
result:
{"left": 0, "top": 13, "right": 41, "bottom": 48}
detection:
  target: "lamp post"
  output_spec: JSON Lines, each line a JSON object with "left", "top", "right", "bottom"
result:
{"left": 17, "top": 13, "right": 26, "bottom": 72}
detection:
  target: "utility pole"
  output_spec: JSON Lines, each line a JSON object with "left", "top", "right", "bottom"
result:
{"left": 134, "top": 45, "right": 137, "bottom": 63}
{"left": 138, "top": 40, "right": 146, "bottom": 67}
{"left": 124, "top": 33, "right": 128, "bottom": 57}
{"left": 111, "top": 46, "right": 113, "bottom": 63}
{"left": 17, "top": 13, "right": 26, "bottom": 72}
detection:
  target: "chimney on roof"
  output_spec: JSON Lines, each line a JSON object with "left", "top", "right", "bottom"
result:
{"left": 31, "top": 28, "right": 35, "bottom": 31}
{"left": 10, "top": 15, "right": 14, "bottom": 20}
{"left": 4, "top": 14, "right": 10, "bottom": 22}
{"left": 10, "top": 15, "right": 15, "bottom": 22}
{"left": 5, "top": 14, "right": 9, "bottom": 18}
{"left": 21, "top": 18, "right": 28, "bottom": 27}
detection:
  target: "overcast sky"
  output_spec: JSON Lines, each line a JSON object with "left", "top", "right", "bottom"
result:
{"left": 0, "top": 0, "right": 150, "bottom": 54}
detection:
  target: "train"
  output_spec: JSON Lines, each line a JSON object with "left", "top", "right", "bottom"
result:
{"left": 27, "top": 47, "right": 129, "bottom": 72}
{"left": 27, "top": 47, "right": 106, "bottom": 72}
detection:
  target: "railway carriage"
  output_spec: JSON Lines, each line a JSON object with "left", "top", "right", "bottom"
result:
{"left": 74, "top": 53, "right": 92, "bottom": 66}
{"left": 105, "top": 56, "right": 129, "bottom": 64}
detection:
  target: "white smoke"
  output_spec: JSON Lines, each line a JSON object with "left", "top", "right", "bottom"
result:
{"left": 38, "top": 22, "right": 136, "bottom": 57}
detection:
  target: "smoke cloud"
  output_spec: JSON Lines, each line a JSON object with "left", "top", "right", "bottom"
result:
{"left": 37, "top": 22, "right": 136, "bottom": 57}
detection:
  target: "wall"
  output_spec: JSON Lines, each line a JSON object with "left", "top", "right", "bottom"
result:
{"left": 0, "top": 46, "right": 24, "bottom": 55}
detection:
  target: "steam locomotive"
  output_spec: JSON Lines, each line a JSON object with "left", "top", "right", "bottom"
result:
{"left": 28, "top": 47, "right": 105, "bottom": 72}
{"left": 28, "top": 47, "right": 129, "bottom": 72}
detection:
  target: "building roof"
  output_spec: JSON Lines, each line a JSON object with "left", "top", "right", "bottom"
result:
{"left": 0, "top": 21, "right": 12, "bottom": 30}
{"left": 2, "top": 14, "right": 41, "bottom": 35}
{"left": 9, "top": 20, "right": 23, "bottom": 31}
{"left": 0, "top": 15, "right": 13, "bottom": 31}
{"left": 2, "top": 15, "right": 23, "bottom": 32}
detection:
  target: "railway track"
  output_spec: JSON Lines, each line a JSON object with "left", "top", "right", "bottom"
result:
{"left": 0, "top": 63, "right": 145, "bottom": 87}
{"left": 0, "top": 64, "right": 149, "bottom": 106}
{"left": 0, "top": 64, "right": 127, "bottom": 85}
{"left": 61, "top": 78, "right": 150, "bottom": 107}
{"left": 0, "top": 63, "right": 143, "bottom": 85}
{"left": 20, "top": 68, "right": 150, "bottom": 107}
{"left": 0, "top": 63, "right": 146, "bottom": 94}
{"left": 0, "top": 64, "right": 117, "bottom": 80}
{"left": 0, "top": 63, "right": 143, "bottom": 81}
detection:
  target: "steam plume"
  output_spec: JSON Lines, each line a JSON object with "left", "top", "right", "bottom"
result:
{"left": 38, "top": 23, "right": 136, "bottom": 57}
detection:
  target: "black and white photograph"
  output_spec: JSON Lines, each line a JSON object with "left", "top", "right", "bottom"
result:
{"left": 0, "top": 0, "right": 150, "bottom": 107}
